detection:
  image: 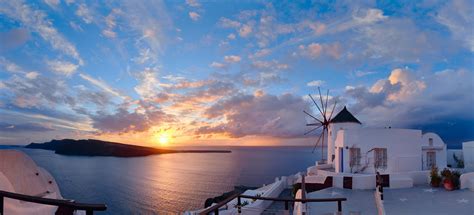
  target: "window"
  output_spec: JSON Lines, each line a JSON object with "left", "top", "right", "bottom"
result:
{"left": 427, "top": 151, "right": 436, "bottom": 168}
{"left": 374, "top": 148, "right": 387, "bottom": 169}
{"left": 429, "top": 138, "right": 433, "bottom": 146}
{"left": 349, "top": 148, "right": 361, "bottom": 167}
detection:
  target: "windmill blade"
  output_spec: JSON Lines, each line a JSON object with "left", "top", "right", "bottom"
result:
{"left": 312, "top": 133, "right": 323, "bottom": 153}
{"left": 318, "top": 87, "right": 326, "bottom": 118}
{"left": 303, "top": 110, "right": 323, "bottom": 124}
{"left": 328, "top": 100, "right": 338, "bottom": 121}
{"left": 306, "top": 123, "right": 321, "bottom": 126}
{"left": 308, "top": 94, "right": 324, "bottom": 117}
{"left": 304, "top": 125, "right": 323, "bottom": 135}
{"left": 324, "top": 89, "right": 329, "bottom": 117}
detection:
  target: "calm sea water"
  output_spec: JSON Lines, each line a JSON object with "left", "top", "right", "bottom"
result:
{"left": 4, "top": 146, "right": 319, "bottom": 214}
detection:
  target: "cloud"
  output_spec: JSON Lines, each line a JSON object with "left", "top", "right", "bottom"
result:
{"left": 185, "top": 0, "right": 200, "bottom": 7}
{"left": 224, "top": 55, "right": 241, "bottom": 63}
{"left": 0, "top": 28, "right": 30, "bottom": 51}
{"left": 344, "top": 68, "right": 474, "bottom": 134}
{"left": 0, "top": 1, "right": 83, "bottom": 64}
{"left": 251, "top": 60, "right": 289, "bottom": 71}
{"left": 75, "top": 3, "right": 94, "bottom": 24}
{"left": 218, "top": 17, "right": 241, "bottom": 28}
{"left": 121, "top": 1, "right": 172, "bottom": 63}
{"left": 26, "top": 72, "right": 39, "bottom": 79}
{"left": 352, "top": 8, "right": 387, "bottom": 24}
{"left": 298, "top": 42, "right": 342, "bottom": 59}
{"left": 200, "top": 93, "right": 310, "bottom": 138}
{"left": 0, "top": 122, "right": 54, "bottom": 132}
{"left": 102, "top": 8, "right": 122, "bottom": 38}
{"left": 227, "top": 33, "right": 236, "bottom": 40}
{"left": 1, "top": 73, "right": 75, "bottom": 108}
{"left": 239, "top": 25, "right": 252, "bottom": 37}
{"left": 189, "top": 12, "right": 200, "bottom": 21}
{"left": 210, "top": 62, "right": 226, "bottom": 69}
{"left": 47, "top": 60, "right": 79, "bottom": 76}
{"left": 0, "top": 57, "right": 23, "bottom": 73}
{"left": 79, "top": 73, "right": 126, "bottom": 99}
{"left": 307, "top": 80, "right": 324, "bottom": 87}
{"left": 133, "top": 68, "right": 163, "bottom": 101}
{"left": 90, "top": 106, "right": 172, "bottom": 133}
{"left": 43, "top": 0, "right": 60, "bottom": 9}
{"left": 435, "top": 0, "right": 474, "bottom": 51}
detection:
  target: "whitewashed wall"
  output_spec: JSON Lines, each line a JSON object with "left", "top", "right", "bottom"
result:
{"left": 334, "top": 128, "right": 423, "bottom": 174}
{"left": 327, "top": 122, "right": 361, "bottom": 164}
{"left": 463, "top": 141, "right": 474, "bottom": 172}
{"left": 421, "top": 133, "right": 447, "bottom": 170}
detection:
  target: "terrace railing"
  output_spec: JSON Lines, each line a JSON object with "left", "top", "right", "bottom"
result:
{"left": 0, "top": 190, "right": 107, "bottom": 215}
{"left": 200, "top": 175, "right": 346, "bottom": 215}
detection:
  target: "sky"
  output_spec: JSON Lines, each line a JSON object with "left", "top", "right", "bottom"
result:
{"left": 0, "top": 0, "right": 473, "bottom": 147}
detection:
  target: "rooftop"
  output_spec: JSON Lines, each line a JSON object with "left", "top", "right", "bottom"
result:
{"left": 330, "top": 106, "right": 362, "bottom": 124}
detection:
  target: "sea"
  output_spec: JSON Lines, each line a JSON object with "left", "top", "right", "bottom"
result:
{"left": 1, "top": 146, "right": 320, "bottom": 214}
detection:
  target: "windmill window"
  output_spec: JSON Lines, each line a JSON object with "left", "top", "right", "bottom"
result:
{"left": 429, "top": 138, "right": 433, "bottom": 146}
{"left": 349, "top": 148, "right": 361, "bottom": 167}
{"left": 374, "top": 148, "right": 387, "bottom": 169}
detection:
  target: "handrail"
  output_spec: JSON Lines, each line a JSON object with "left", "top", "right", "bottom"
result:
{"left": 0, "top": 190, "right": 106, "bottom": 215}
{"left": 199, "top": 192, "right": 242, "bottom": 215}
{"left": 199, "top": 193, "right": 346, "bottom": 215}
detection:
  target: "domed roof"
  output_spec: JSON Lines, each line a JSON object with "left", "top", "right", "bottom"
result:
{"left": 330, "top": 106, "right": 361, "bottom": 124}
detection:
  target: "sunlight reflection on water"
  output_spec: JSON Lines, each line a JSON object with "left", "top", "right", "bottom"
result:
{"left": 19, "top": 146, "right": 319, "bottom": 214}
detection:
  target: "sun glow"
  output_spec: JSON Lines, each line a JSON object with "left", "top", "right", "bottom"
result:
{"left": 153, "top": 129, "right": 173, "bottom": 146}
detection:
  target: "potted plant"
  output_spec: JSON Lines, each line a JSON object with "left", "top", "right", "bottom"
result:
{"left": 430, "top": 167, "right": 441, "bottom": 187}
{"left": 441, "top": 168, "right": 454, "bottom": 191}
{"left": 452, "top": 170, "right": 461, "bottom": 190}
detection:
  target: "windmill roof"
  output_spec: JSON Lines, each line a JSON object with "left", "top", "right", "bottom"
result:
{"left": 330, "top": 106, "right": 361, "bottom": 124}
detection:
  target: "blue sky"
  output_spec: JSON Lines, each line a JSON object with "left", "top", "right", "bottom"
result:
{"left": 0, "top": 0, "right": 473, "bottom": 147}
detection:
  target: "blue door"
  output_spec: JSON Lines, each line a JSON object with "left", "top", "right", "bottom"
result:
{"left": 340, "top": 147, "right": 344, "bottom": 172}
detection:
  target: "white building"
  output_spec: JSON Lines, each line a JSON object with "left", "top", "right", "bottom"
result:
{"left": 326, "top": 106, "right": 447, "bottom": 174}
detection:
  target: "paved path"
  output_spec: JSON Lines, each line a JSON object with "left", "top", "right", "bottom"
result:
{"left": 306, "top": 187, "right": 376, "bottom": 215}
{"left": 383, "top": 186, "right": 474, "bottom": 215}
{"left": 262, "top": 189, "right": 293, "bottom": 215}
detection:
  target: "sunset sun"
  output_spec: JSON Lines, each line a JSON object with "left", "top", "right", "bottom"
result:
{"left": 153, "top": 130, "right": 172, "bottom": 146}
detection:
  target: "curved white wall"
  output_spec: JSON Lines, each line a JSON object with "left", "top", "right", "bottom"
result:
{"left": 328, "top": 122, "right": 361, "bottom": 164}
{"left": 421, "top": 133, "right": 447, "bottom": 170}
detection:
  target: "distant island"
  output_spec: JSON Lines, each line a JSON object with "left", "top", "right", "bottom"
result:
{"left": 25, "top": 139, "right": 231, "bottom": 157}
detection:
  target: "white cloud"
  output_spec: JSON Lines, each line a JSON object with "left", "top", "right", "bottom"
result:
{"left": 353, "top": 8, "right": 387, "bottom": 24}
{"left": 102, "top": 29, "right": 116, "bottom": 38}
{"left": 133, "top": 68, "right": 162, "bottom": 101}
{"left": 25, "top": 71, "right": 39, "bottom": 79}
{"left": 210, "top": 62, "right": 226, "bottom": 68}
{"left": 218, "top": 17, "right": 241, "bottom": 28}
{"left": 79, "top": 73, "right": 126, "bottom": 99}
{"left": 227, "top": 33, "right": 236, "bottom": 40}
{"left": 307, "top": 80, "right": 324, "bottom": 87}
{"left": 239, "top": 25, "right": 252, "bottom": 37}
{"left": 0, "top": 1, "right": 83, "bottom": 64}
{"left": 189, "top": 12, "right": 200, "bottom": 21}
{"left": 102, "top": 8, "right": 121, "bottom": 38}
{"left": 224, "top": 55, "right": 241, "bottom": 63}
{"left": 186, "top": 0, "right": 200, "bottom": 7}
{"left": 435, "top": 0, "right": 474, "bottom": 52}
{"left": 249, "top": 49, "right": 270, "bottom": 58}
{"left": 47, "top": 60, "right": 79, "bottom": 76}
{"left": 43, "top": 0, "right": 59, "bottom": 9}
{"left": 0, "top": 57, "right": 22, "bottom": 73}
{"left": 75, "top": 4, "right": 94, "bottom": 24}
